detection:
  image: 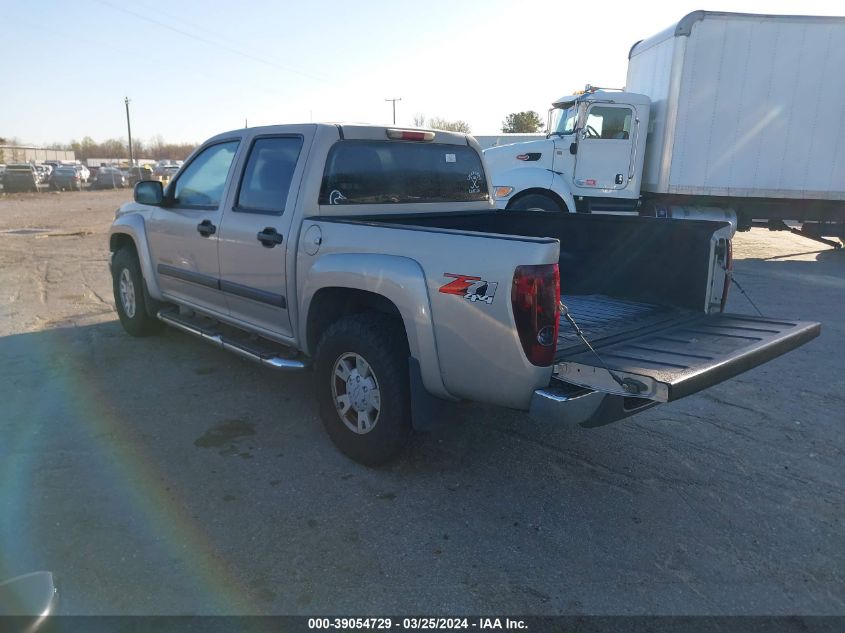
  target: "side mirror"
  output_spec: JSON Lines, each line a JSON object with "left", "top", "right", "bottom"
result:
{"left": 569, "top": 142, "right": 577, "bottom": 155}
{"left": 134, "top": 180, "right": 163, "bottom": 205}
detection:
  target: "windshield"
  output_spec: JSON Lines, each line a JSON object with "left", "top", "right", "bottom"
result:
{"left": 550, "top": 104, "right": 578, "bottom": 136}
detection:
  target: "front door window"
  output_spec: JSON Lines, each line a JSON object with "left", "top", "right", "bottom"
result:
{"left": 584, "top": 106, "right": 633, "bottom": 140}
{"left": 171, "top": 141, "right": 239, "bottom": 208}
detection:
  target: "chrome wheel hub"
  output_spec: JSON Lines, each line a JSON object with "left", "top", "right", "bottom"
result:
{"left": 119, "top": 268, "right": 136, "bottom": 318}
{"left": 331, "top": 352, "right": 381, "bottom": 434}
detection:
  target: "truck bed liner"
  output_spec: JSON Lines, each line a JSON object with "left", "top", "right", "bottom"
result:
{"left": 558, "top": 295, "right": 690, "bottom": 359}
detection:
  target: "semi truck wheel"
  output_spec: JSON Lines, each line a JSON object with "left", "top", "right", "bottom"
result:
{"left": 315, "top": 313, "right": 412, "bottom": 466}
{"left": 508, "top": 193, "right": 563, "bottom": 213}
{"left": 111, "top": 248, "right": 163, "bottom": 337}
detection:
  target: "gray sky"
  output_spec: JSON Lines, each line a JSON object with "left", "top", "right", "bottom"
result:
{"left": 4, "top": 0, "right": 844, "bottom": 145}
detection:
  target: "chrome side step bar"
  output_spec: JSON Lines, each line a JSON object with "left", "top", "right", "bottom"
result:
{"left": 157, "top": 309, "right": 308, "bottom": 371}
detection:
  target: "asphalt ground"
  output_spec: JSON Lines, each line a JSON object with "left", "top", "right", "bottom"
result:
{"left": 0, "top": 189, "right": 842, "bottom": 615}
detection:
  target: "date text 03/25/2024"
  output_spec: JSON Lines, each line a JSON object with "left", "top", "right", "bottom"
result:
{"left": 307, "top": 617, "right": 527, "bottom": 630}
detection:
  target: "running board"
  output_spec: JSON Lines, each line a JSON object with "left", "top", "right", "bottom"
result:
{"left": 157, "top": 309, "right": 308, "bottom": 371}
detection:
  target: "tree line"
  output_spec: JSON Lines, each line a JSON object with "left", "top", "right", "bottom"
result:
{"left": 410, "top": 111, "right": 545, "bottom": 134}
{"left": 62, "top": 136, "right": 198, "bottom": 161}
{"left": 0, "top": 135, "right": 197, "bottom": 161}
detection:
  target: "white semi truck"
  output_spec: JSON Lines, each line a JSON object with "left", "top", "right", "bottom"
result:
{"left": 484, "top": 10, "right": 845, "bottom": 246}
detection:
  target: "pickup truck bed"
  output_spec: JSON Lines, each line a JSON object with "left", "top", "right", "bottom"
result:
{"left": 350, "top": 210, "right": 818, "bottom": 403}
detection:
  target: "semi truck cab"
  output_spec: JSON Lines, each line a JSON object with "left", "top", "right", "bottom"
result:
{"left": 484, "top": 87, "right": 650, "bottom": 214}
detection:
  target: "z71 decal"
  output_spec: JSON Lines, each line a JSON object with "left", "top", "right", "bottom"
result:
{"left": 439, "top": 273, "right": 498, "bottom": 305}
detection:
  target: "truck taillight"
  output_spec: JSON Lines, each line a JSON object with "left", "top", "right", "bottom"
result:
{"left": 719, "top": 239, "right": 733, "bottom": 312}
{"left": 511, "top": 264, "right": 560, "bottom": 366}
{"left": 386, "top": 129, "right": 435, "bottom": 142}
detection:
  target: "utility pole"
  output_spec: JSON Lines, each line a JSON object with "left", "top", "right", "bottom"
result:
{"left": 124, "top": 97, "right": 134, "bottom": 167}
{"left": 384, "top": 97, "right": 402, "bottom": 124}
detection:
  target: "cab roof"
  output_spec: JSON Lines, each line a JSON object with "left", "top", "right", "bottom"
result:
{"left": 205, "top": 123, "right": 473, "bottom": 147}
{"left": 551, "top": 89, "right": 651, "bottom": 109}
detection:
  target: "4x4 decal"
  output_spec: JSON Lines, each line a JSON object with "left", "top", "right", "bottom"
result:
{"left": 439, "top": 273, "right": 498, "bottom": 305}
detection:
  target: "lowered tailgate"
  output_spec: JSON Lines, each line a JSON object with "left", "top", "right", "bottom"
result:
{"left": 555, "top": 310, "right": 820, "bottom": 402}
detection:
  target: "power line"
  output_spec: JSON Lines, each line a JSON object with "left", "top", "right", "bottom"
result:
{"left": 92, "top": 0, "right": 330, "bottom": 85}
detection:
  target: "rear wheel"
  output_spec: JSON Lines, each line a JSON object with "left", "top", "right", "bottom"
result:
{"left": 508, "top": 193, "right": 563, "bottom": 213}
{"left": 111, "top": 248, "right": 162, "bottom": 337}
{"left": 315, "top": 313, "right": 412, "bottom": 466}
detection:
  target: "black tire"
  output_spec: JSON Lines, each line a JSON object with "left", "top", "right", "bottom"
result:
{"left": 314, "top": 313, "right": 412, "bottom": 466}
{"left": 111, "top": 248, "right": 163, "bottom": 337}
{"left": 508, "top": 193, "right": 564, "bottom": 213}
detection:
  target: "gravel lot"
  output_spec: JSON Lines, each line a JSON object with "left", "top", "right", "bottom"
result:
{"left": 1, "top": 190, "right": 842, "bottom": 615}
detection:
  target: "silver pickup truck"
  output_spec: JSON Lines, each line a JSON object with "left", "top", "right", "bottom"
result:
{"left": 109, "top": 123, "right": 819, "bottom": 465}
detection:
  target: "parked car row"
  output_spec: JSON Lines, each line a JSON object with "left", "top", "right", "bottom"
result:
{"left": 1, "top": 160, "right": 179, "bottom": 193}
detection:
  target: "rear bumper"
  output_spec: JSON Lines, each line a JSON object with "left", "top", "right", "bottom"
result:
{"left": 528, "top": 380, "right": 657, "bottom": 427}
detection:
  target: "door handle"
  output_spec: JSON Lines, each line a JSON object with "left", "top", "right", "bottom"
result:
{"left": 257, "top": 227, "right": 284, "bottom": 248}
{"left": 197, "top": 219, "right": 216, "bottom": 237}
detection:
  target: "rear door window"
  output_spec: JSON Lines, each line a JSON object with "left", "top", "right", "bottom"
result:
{"left": 236, "top": 136, "right": 303, "bottom": 214}
{"left": 319, "top": 141, "right": 488, "bottom": 205}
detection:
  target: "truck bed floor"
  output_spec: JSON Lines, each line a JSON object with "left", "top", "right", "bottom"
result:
{"left": 557, "top": 295, "right": 691, "bottom": 360}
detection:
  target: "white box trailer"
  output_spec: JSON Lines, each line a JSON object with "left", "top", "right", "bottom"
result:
{"left": 626, "top": 11, "right": 845, "bottom": 239}
{"left": 484, "top": 11, "right": 845, "bottom": 246}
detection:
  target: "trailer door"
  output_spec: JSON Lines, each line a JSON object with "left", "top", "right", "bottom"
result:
{"left": 574, "top": 104, "right": 635, "bottom": 191}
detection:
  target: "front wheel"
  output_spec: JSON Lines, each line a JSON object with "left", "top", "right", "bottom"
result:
{"left": 508, "top": 193, "right": 563, "bottom": 213}
{"left": 111, "top": 248, "right": 162, "bottom": 337}
{"left": 314, "top": 313, "right": 412, "bottom": 466}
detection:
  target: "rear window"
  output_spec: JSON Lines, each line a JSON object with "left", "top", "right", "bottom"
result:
{"left": 319, "top": 141, "right": 488, "bottom": 205}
